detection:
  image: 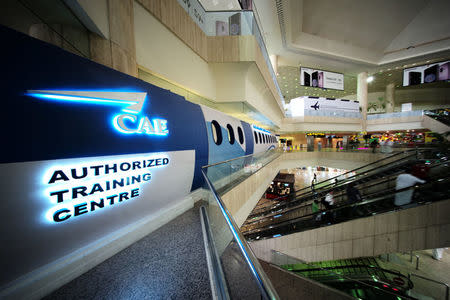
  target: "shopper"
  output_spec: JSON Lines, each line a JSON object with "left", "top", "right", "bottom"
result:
{"left": 370, "top": 139, "right": 378, "bottom": 153}
{"left": 346, "top": 182, "right": 362, "bottom": 204}
{"left": 312, "top": 199, "right": 320, "bottom": 213}
{"left": 323, "top": 191, "right": 335, "bottom": 209}
{"left": 317, "top": 141, "right": 322, "bottom": 151}
{"left": 394, "top": 170, "right": 425, "bottom": 206}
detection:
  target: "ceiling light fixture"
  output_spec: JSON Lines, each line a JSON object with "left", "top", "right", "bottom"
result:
{"left": 367, "top": 76, "right": 374, "bottom": 83}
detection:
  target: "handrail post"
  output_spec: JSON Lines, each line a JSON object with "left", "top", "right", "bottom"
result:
{"left": 415, "top": 255, "right": 419, "bottom": 270}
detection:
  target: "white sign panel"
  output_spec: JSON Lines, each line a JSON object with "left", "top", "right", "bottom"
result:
{"left": 300, "top": 68, "right": 344, "bottom": 90}
{"left": 288, "top": 97, "right": 359, "bottom": 117}
{"left": 403, "top": 60, "right": 449, "bottom": 86}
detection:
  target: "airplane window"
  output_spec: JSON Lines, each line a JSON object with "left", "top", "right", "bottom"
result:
{"left": 227, "top": 124, "right": 235, "bottom": 145}
{"left": 237, "top": 127, "right": 244, "bottom": 144}
{"left": 211, "top": 120, "right": 222, "bottom": 145}
{"left": 254, "top": 131, "right": 258, "bottom": 144}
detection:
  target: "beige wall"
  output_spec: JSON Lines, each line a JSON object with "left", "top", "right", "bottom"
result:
{"left": 133, "top": 0, "right": 285, "bottom": 128}
{"left": 134, "top": 2, "right": 216, "bottom": 100}
{"left": 250, "top": 199, "right": 450, "bottom": 263}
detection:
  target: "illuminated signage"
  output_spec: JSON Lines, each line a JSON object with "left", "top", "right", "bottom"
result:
{"left": 44, "top": 154, "right": 170, "bottom": 223}
{"left": 27, "top": 90, "right": 169, "bottom": 136}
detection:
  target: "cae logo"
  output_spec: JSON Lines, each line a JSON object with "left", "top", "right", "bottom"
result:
{"left": 27, "top": 90, "right": 169, "bottom": 136}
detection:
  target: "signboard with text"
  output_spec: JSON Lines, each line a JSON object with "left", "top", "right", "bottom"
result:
{"left": 300, "top": 67, "right": 344, "bottom": 90}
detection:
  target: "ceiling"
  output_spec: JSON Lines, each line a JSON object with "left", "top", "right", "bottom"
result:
{"left": 254, "top": 0, "right": 450, "bottom": 75}
{"left": 278, "top": 56, "right": 450, "bottom": 103}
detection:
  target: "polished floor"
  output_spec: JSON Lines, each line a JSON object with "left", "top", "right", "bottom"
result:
{"left": 44, "top": 205, "right": 211, "bottom": 300}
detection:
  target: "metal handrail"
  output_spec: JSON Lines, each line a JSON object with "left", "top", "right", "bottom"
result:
{"left": 251, "top": 151, "right": 419, "bottom": 217}
{"left": 201, "top": 168, "right": 280, "bottom": 300}
{"left": 243, "top": 176, "right": 450, "bottom": 237}
{"left": 408, "top": 273, "right": 449, "bottom": 300}
{"left": 245, "top": 159, "right": 450, "bottom": 226}
{"left": 202, "top": 149, "right": 280, "bottom": 169}
{"left": 288, "top": 149, "right": 417, "bottom": 197}
{"left": 200, "top": 206, "right": 230, "bottom": 300}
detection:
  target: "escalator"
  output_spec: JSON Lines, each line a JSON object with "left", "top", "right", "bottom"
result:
{"left": 242, "top": 149, "right": 449, "bottom": 240}
{"left": 247, "top": 150, "right": 420, "bottom": 220}
{"left": 282, "top": 257, "right": 416, "bottom": 300}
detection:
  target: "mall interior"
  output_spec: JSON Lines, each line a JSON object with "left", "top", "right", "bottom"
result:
{"left": 0, "top": 0, "right": 449, "bottom": 299}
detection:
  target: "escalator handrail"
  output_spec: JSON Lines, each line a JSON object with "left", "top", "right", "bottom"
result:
{"left": 272, "top": 149, "right": 417, "bottom": 201}
{"left": 201, "top": 168, "right": 280, "bottom": 300}
{"left": 244, "top": 161, "right": 449, "bottom": 229}
{"left": 289, "top": 152, "right": 418, "bottom": 201}
{"left": 249, "top": 152, "right": 419, "bottom": 219}
{"left": 243, "top": 176, "right": 450, "bottom": 236}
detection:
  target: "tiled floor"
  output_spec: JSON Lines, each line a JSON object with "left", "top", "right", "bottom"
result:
{"left": 44, "top": 206, "right": 211, "bottom": 300}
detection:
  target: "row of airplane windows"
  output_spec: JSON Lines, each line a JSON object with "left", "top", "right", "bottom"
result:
{"left": 254, "top": 131, "right": 275, "bottom": 144}
{"left": 210, "top": 120, "right": 276, "bottom": 146}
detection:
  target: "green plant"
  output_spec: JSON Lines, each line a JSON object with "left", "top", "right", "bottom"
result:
{"left": 378, "top": 97, "right": 386, "bottom": 110}
{"left": 367, "top": 102, "right": 378, "bottom": 112}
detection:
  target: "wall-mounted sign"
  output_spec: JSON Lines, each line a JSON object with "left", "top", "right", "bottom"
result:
{"left": 403, "top": 60, "right": 449, "bottom": 86}
{"left": 27, "top": 90, "right": 169, "bottom": 136}
{"left": 300, "top": 68, "right": 344, "bottom": 90}
{"left": 289, "top": 97, "right": 359, "bottom": 116}
{"left": 44, "top": 154, "right": 169, "bottom": 223}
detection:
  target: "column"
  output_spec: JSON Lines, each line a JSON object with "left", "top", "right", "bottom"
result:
{"left": 90, "top": 0, "right": 137, "bottom": 77}
{"left": 357, "top": 72, "right": 368, "bottom": 132}
{"left": 385, "top": 83, "right": 395, "bottom": 113}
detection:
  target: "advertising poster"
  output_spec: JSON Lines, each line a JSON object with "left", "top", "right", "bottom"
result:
{"left": 403, "top": 60, "right": 449, "bottom": 86}
{"left": 300, "top": 67, "right": 344, "bottom": 90}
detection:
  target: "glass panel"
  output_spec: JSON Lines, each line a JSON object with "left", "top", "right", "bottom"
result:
{"left": 205, "top": 150, "right": 281, "bottom": 196}
{"left": 203, "top": 179, "right": 276, "bottom": 299}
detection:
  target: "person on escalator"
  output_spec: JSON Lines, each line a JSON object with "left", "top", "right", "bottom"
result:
{"left": 323, "top": 191, "right": 335, "bottom": 209}
{"left": 346, "top": 182, "right": 362, "bottom": 204}
{"left": 322, "top": 191, "right": 335, "bottom": 223}
{"left": 346, "top": 182, "right": 364, "bottom": 217}
{"left": 394, "top": 170, "right": 425, "bottom": 207}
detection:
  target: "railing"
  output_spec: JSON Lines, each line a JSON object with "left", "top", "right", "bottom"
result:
{"left": 367, "top": 110, "right": 423, "bottom": 120}
{"left": 244, "top": 170, "right": 450, "bottom": 239}
{"left": 304, "top": 110, "right": 362, "bottom": 118}
{"left": 204, "top": 149, "right": 281, "bottom": 196}
{"left": 264, "top": 150, "right": 417, "bottom": 206}
{"left": 408, "top": 273, "right": 449, "bottom": 300}
{"left": 201, "top": 166, "right": 280, "bottom": 299}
